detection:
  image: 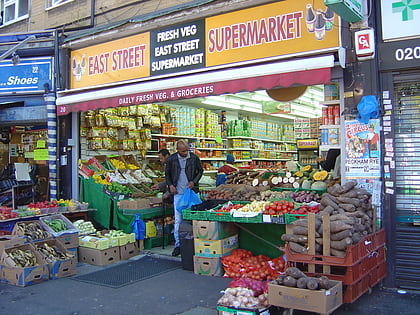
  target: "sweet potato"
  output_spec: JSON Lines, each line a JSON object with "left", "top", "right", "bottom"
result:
{"left": 289, "top": 241, "right": 308, "bottom": 254}
{"left": 318, "top": 276, "right": 330, "bottom": 289}
{"left": 339, "top": 203, "right": 356, "bottom": 212}
{"left": 327, "top": 183, "right": 344, "bottom": 196}
{"left": 281, "top": 234, "right": 308, "bottom": 243}
{"left": 341, "top": 181, "right": 358, "bottom": 193}
{"left": 352, "top": 232, "right": 363, "bottom": 244}
{"left": 296, "top": 277, "right": 308, "bottom": 289}
{"left": 320, "top": 205, "right": 335, "bottom": 215}
{"left": 330, "top": 248, "right": 346, "bottom": 257}
{"left": 306, "top": 278, "right": 319, "bottom": 290}
{"left": 285, "top": 267, "right": 307, "bottom": 279}
{"left": 336, "top": 196, "right": 361, "bottom": 207}
{"left": 320, "top": 195, "right": 339, "bottom": 210}
{"left": 292, "top": 226, "right": 309, "bottom": 235}
{"left": 330, "top": 229, "right": 353, "bottom": 241}
{"left": 329, "top": 221, "right": 353, "bottom": 233}
{"left": 293, "top": 218, "right": 322, "bottom": 229}
{"left": 283, "top": 276, "right": 297, "bottom": 287}
{"left": 274, "top": 274, "right": 287, "bottom": 285}
{"left": 330, "top": 237, "right": 353, "bottom": 250}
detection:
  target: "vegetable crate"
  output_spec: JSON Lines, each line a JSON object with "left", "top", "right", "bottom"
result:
{"left": 0, "top": 243, "right": 49, "bottom": 287}
{"left": 288, "top": 246, "right": 386, "bottom": 285}
{"left": 207, "top": 202, "right": 263, "bottom": 223}
{"left": 182, "top": 209, "right": 210, "bottom": 221}
{"left": 216, "top": 305, "right": 274, "bottom": 315}
{"left": 39, "top": 214, "right": 78, "bottom": 238}
{"left": 285, "top": 228, "right": 386, "bottom": 266}
{"left": 144, "top": 234, "right": 174, "bottom": 250}
{"left": 284, "top": 213, "right": 307, "bottom": 224}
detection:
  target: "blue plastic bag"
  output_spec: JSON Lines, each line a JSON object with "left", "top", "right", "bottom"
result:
{"left": 357, "top": 95, "right": 379, "bottom": 124}
{"left": 175, "top": 188, "right": 202, "bottom": 213}
{"left": 132, "top": 213, "right": 145, "bottom": 240}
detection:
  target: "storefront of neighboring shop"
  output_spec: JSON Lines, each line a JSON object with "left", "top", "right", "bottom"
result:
{"left": 0, "top": 31, "right": 58, "bottom": 208}
{"left": 376, "top": 0, "right": 420, "bottom": 291}
{"left": 57, "top": 0, "right": 347, "bottom": 197}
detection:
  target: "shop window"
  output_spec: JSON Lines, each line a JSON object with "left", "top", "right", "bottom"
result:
{"left": 2, "top": 0, "right": 28, "bottom": 25}
{"left": 45, "top": 0, "right": 73, "bottom": 10}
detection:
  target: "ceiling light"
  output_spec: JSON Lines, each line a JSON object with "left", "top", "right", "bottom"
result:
{"left": 202, "top": 99, "right": 242, "bottom": 110}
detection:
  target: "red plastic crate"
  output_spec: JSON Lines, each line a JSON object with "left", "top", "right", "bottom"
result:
{"left": 0, "top": 230, "right": 12, "bottom": 236}
{"left": 343, "top": 273, "right": 371, "bottom": 303}
{"left": 285, "top": 229, "right": 386, "bottom": 267}
{"left": 291, "top": 248, "right": 385, "bottom": 285}
{"left": 369, "top": 261, "right": 387, "bottom": 287}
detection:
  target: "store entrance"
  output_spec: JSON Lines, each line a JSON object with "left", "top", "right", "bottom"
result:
{"left": 0, "top": 125, "right": 49, "bottom": 209}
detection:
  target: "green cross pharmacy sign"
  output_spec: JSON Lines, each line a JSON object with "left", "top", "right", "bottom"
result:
{"left": 392, "top": 0, "right": 420, "bottom": 21}
{"left": 382, "top": 0, "right": 420, "bottom": 40}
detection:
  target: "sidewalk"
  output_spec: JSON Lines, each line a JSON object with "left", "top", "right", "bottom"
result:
{"left": 0, "top": 246, "right": 419, "bottom": 315}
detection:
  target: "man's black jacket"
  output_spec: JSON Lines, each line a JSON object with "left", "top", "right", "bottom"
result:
{"left": 165, "top": 152, "right": 203, "bottom": 193}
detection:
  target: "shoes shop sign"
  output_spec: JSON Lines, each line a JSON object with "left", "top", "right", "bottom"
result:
{"left": 0, "top": 57, "right": 53, "bottom": 95}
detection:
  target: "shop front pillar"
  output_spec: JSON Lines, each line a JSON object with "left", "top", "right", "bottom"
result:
{"left": 44, "top": 93, "right": 58, "bottom": 200}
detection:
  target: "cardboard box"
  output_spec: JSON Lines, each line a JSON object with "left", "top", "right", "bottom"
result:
{"left": 11, "top": 220, "right": 52, "bottom": 242}
{"left": 79, "top": 235, "right": 110, "bottom": 250}
{"left": 56, "top": 232, "right": 79, "bottom": 249}
{"left": 118, "top": 198, "right": 150, "bottom": 210}
{"left": 194, "top": 234, "right": 238, "bottom": 257}
{"left": 119, "top": 242, "right": 139, "bottom": 260}
{"left": 126, "top": 233, "right": 136, "bottom": 243}
{"left": 0, "top": 235, "right": 26, "bottom": 258}
{"left": 268, "top": 280, "right": 343, "bottom": 314}
{"left": 78, "top": 246, "right": 120, "bottom": 266}
{"left": 193, "top": 255, "right": 223, "bottom": 276}
{"left": 216, "top": 306, "right": 272, "bottom": 315}
{"left": 193, "top": 221, "right": 238, "bottom": 240}
{"left": 0, "top": 243, "right": 49, "bottom": 287}
{"left": 34, "top": 239, "right": 77, "bottom": 279}
{"left": 39, "top": 214, "right": 78, "bottom": 237}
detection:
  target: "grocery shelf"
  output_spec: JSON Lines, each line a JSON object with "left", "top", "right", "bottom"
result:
{"left": 195, "top": 147, "right": 228, "bottom": 151}
{"left": 319, "top": 145, "right": 341, "bottom": 151}
{"left": 200, "top": 158, "right": 225, "bottom": 161}
{"left": 319, "top": 124, "right": 340, "bottom": 129}
{"left": 151, "top": 134, "right": 224, "bottom": 141}
{"left": 322, "top": 100, "right": 340, "bottom": 105}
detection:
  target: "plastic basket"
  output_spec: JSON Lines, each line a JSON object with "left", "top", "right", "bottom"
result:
{"left": 292, "top": 247, "right": 386, "bottom": 285}
{"left": 206, "top": 201, "right": 263, "bottom": 223}
{"left": 182, "top": 209, "right": 209, "bottom": 221}
{"left": 284, "top": 213, "right": 307, "bottom": 224}
{"left": 143, "top": 234, "right": 174, "bottom": 250}
{"left": 285, "top": 229, "right": 386, "bottom": 266}
{"left": 343, "top": 273, "right": 371, "bottom": 303}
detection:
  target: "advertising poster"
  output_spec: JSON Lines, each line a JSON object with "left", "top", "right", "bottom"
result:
{"left": 345, "top": 119, "right": 381, "bottom": 178}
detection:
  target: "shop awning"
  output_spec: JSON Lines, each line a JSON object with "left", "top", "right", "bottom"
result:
{"left": 56, "top": 55, "right": 335, "bottom": 116}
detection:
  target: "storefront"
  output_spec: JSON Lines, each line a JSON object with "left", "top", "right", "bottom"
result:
{"left": 0, "top": 31, "right": 58, "bottom": 208}
{"left": 56, "top": 0, "right": 348, "bottom": 200}
{"left": 377, "top": 1, "right": 420, "bottom": 290}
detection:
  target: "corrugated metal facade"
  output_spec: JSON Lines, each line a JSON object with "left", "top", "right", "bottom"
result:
{"left": 393, "top": 79, "right": 420, "bottom": 290}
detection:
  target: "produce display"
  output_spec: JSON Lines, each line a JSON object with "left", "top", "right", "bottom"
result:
{"left": 105, "top": 182, "right": 133, "bottom": 195}
{"left": 73, "top": 220, "right": 96, "bottom": 235}
{"left": 35, "top": 242, "right": 74, "bottom": 263}
{"left": 272, "top": 267, "right": 331, "bottom": 290}
{"left": 14, "top": 221, "right": 51, "bottom": 241}
{"left": 221, "top": 249, "right": 285, "bottom": 281}
{"left": 205, "top": 184, "right": 268, "bottom": 201}
{"left": 217, "top": 287, "right": 269, "bottom": 310}
{"left": 44, "top": 218, "right": 68, "bottom": 233}
{"left": 282, "top": 181, "right": 374, "bottom": 257}
{"left": 0, "top": 207, "right": 19, "bottom": 220}
{"left": 263, "top": 200, "right": 295, "bottom": 215}
{"left": 290, "top": 190, "right": 322, "bottom": 203}
{"left": 4, "top": 248, "right": 38, "bottom": 267}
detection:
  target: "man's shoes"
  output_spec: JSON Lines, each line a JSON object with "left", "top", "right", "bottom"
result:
{"left": 172, "top": 246, "right": 181, "bottom": 256}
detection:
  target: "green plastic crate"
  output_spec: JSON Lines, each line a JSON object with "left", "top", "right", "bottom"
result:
{"left": 207, "top": 202, "right": 262, "bottom": 223}
{"left": 121, "top": 207, "right": 172, "bottom": 219}
{"left": 285, "top": 213, "right": 307, "bottom": 224}
{"left": 144, "top": 234, "right": 174, "bottom": 250}
{"left": 182, "top": 209, "right": 209, "bottom": 221}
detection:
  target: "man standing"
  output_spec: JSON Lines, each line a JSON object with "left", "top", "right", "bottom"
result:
{"left": 151, "top": 148, "right": 170, "bottom": 196}
{"left": 165, "top": 140, "right": 203, "bottom": 256}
